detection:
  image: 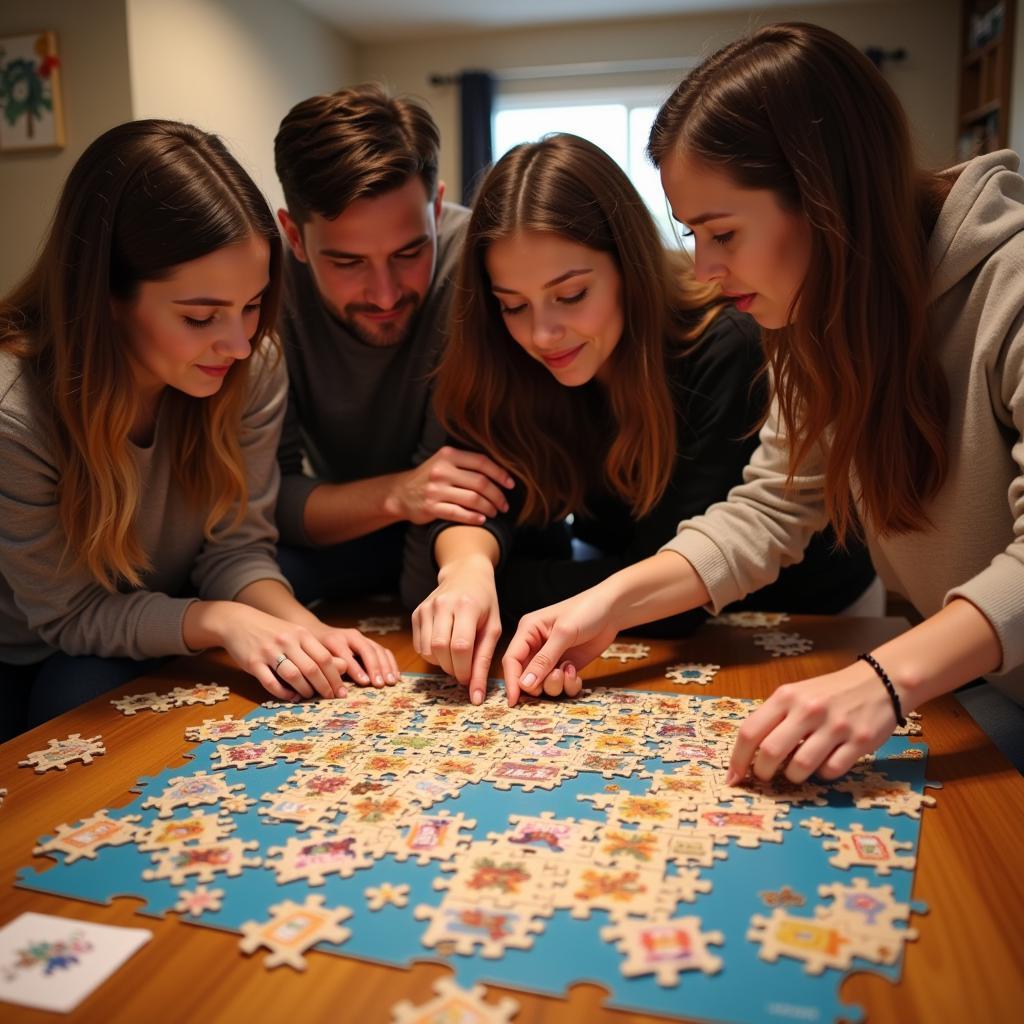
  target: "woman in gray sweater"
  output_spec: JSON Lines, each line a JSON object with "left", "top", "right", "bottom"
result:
{"left": 0, "top": 120, "right": 396, "bottom": 739}
{"left": 503, "top": 24, "right": 1024, "bottom": 780}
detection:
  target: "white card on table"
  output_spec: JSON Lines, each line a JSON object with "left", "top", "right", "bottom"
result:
{"left": 0, "top": 912, "right": 152, "bottom": 1013}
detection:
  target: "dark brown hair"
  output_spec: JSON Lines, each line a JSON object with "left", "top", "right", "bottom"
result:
{"left": 275, "top": 83, "right": 440, "bottom": 223}
{"left": 434, "top": 133, "right": 725, "bottom": 526}
{"left": 0, "top": 119, "right": 282, "bottom": 589}
{"left": 649, "top": 21, "right": 950, "bottom": 541}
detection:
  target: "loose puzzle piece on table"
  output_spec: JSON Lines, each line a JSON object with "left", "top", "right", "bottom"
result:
{"left": 357, "top": 616, "right": 403, "bottom": 635}
{"left": 752, "top": 632, "right": 815, "bottom": 657}
{"left": 19, "top": 733, "right": 106, "bottom": 773}
{"left": 390, "top": 978, "right": 520, "bottom": 1024}
{"left": 665, "top": 663, "right": 721, "bottom": 686}
{"left": 168, "top": 683, "right": 231, "bottom": 707}
{"left": 110, "top": 692, "right": 178, "bottom": 716}
{"left": 707, "top": 611, "right": 791, "bottom": 628}
{"left": 34, "top": 810, "right": 141, "bottom": 864}
{"left": 600, "top": 642, "right": 651, "bottom": 663}
{"left": 239, "top": 895, "right": 351, "bottom": 970}
{"left": 15, "top": 675, "right": 939, "bottom": 1024}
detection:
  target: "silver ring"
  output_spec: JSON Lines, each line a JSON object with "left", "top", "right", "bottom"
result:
{"left": 274, "top": 653, "right": 289, "bottom": 670}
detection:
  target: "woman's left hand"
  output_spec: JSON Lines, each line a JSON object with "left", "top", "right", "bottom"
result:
{"left": 311, "top": 625, "right": 400, "bottom": 688}
{"left": 726, "top": 661, "right": 900, "bottom": 785}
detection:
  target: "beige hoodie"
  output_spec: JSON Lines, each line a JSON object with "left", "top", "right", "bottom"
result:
{"left": 662, "top": 150, "right": 1024, "bottom": 703}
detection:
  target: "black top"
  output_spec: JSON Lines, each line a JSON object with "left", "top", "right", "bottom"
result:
{"left": 403, "top": 306, "right": 875, "bottom": 634}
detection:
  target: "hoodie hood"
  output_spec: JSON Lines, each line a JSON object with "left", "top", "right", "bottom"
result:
{"left": 929, "top": 149, "right": 1024, "bottom": 302}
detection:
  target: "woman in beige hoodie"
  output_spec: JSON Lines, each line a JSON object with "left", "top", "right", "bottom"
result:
{"left": 502, "top": 23, "right": 1024, "bottom": 781}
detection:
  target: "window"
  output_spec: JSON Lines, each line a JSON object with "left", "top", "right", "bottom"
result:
{"left": 492, "top": 87, "right": 683, "bottom": 247}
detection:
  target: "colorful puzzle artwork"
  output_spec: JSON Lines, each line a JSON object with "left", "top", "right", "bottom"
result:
{"left": 17, "top": 675, "right": 935, "bottom": 1023}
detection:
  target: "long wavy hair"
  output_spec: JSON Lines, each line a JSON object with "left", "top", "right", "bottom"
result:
{"left": 649, "top": 22, "right": 950, "bottom": 541}
{"left": 434, "top": 133, "right": 726, "bottom": 525}
{"left": 0, "top": 119, "right": 282, "bottom": 590}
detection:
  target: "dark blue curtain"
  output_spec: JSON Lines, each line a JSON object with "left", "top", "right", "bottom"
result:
{"left": 459, "top": 70, "right": 494, "bottom": 205}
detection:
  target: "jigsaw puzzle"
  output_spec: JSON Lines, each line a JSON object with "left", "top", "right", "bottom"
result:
{"left": 17, "top": 674, "right": 935, "bottom": 1023}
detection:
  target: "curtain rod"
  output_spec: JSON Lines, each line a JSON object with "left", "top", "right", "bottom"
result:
{"left": 429, "top": 56, "right": 699, "bottom": 87}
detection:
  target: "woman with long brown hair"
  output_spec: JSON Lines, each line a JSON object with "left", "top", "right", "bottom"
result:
{"left": 0, "top": 120, "right": 396, "bottom": 740}
{"left": 504, "top": 23, "right": 1024, "bottom": 776}
{"left": 405, "top": 132, "right": 876, "bottom": 701}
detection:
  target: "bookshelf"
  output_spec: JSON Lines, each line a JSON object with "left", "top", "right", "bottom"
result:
{"left": 957, "top": 0, "right": 1017, "bottom": 158}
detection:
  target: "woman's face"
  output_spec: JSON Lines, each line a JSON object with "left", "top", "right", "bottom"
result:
{"left": 118, "top": 233, "right": 270, "bottom": 400}
{"left": 485, "top": 230, "right": 624, "bottom": 387}
{"left": 659, "top": 150, "right": 812, "bottom": 329}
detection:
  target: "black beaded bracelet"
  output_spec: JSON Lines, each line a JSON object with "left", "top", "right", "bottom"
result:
{"left": 857, "top": 652, "right": 907, "bottom": 728}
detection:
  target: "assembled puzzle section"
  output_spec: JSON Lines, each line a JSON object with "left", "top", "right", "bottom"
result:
{"left": 18, "top": 674, "right": 935, "bottom": 1024}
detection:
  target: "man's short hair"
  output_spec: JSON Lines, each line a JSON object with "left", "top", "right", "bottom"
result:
{"left": 275, "top": 83, "right": 440, "bottom": 224}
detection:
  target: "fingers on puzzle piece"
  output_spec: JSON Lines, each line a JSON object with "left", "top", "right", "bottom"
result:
{"left": 390, "top": 978, "right": 520, "bottom": 1024}
{"left": 600, "top": 642, "right": 651, "bottom": 663}
{"left": 33, "top": 810, "right": 141, "bottom": 864}
{"left": 708, "top": 611, "right": 791, "bottom": 628}
{"left": 239, "top": 895, "right": 352, "bottom": 970}
{"left": 665, "top": 663, "right": 721, "bottom": 686}
{"left": 357, "top": 616, "right": 403, "bottom": 635}
{"left": 601, "top": 915, "right": 724, "bottom": 985}
{"left": 174, "top": 885, "right": 225, "bottom": 917}
{"left": 365, "top": 883, "right": 410, "bottom": 910}
{"left": 19, "top": 734, "right": 106, "bottom": 772}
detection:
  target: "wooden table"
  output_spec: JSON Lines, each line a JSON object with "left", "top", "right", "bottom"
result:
{"left": 2, "top": 608, "right": 1022, "bottom": 1023}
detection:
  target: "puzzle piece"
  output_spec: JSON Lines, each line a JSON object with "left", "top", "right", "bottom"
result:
{"left": 487, "top": 812, "right": 602, "bottom": 860}
{"left": 482, "top": 759, "right": 576, "bottom": 793}
{"left": 239, "top": 895, "right": 351, "bottom": 970}
{"left": 168, "top": 683, "right": 230, "bottom": 707}
{"left": 211, "top": 741, "right": 279, "bottom": 771}
{"left": 33, "top": 811, "right": 141, "bottom": 864}
{"left": 682, "top": 799, "right": 793, "bottom": 849}
{"left": 707, "top": 611, "right": 791, "bottom": 628}
{"left": 665, "top": 831, "right": 730, "bottom": 869}
{"left": 752, "top": 631, "right": 814, "bottom": 657}
{"left": 390, "top": 978, "right": 519, "bottom": 1024}
{"left": 578, "top": 791, "right": 685, "bottom": 829}
{"left": 834, "top": 770, "right": 938, "bottom": 819}
{"left": 892, "top": 710, "right": 923, "bottom": 736}
{"left": 571, "top": 749, "right": 645, "bottom": 780}
{"left": 258, "top": 791, "right": 341, "bottom": 831}
{"left": 265, "top": 828, "right": 388, "bottom": 884}
{"left": 602, "top": 915, "right": 724, "bottom": 985}
{"left": 174, "top": 885, "right": 225, "bottom": 917}
{"left": 748, "top": 909, "right": 857, "bottom": 974}
{"left": 111, "top": 691, "right": 178, "bottom": 715}
{"left": 365, "top": 882, "right": 410, "bottom": 910}
{"left": 434, "top": 841, "right": 561, "bottom": 911}
{"left": 261, "top": 710, "right": 325, "bottom": 736}
{"left": 800, "top": 820, "right": 916, "bottom": 875}
{"left": 600, "top": 642, "right": 651, "bottom": 663}
{"left": 414, "top": 899, "right": 546, "bottom": 958}
{"left": 185, "top": 715, "right": 256, "bottom": 743}
{"left": 389, "top": 811, "right": 477, "bottom": 866}
{"left": 357, "top": 616, "right": 402, "bottom": 635}
{"left": 760, "top": 886, "right": 807, "bottom": 908}
{"left": 135, "top": 810, "right": 236, "bottom": 851}
{"left": 140, "top": 771, "right": 249, "bottom": 818}
{"left": 142, "top": 838, "right": 261, "bottom": 885}
{"left": 551, "top": 862, "right": 707, "bottom": 921}
{"left": 19, "top": 733, "right": 106, "bottom": 772}
{"left": 665, "top": 663, "right": 721, "bottom": 686}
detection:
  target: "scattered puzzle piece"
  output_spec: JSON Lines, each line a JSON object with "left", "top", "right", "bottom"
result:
{"left": 168, "top": 683, "right": 230, "bottom": 707}
{"left": 761, "top": 886, "right": 807, "bottom": 908}
{"left": 111, "top": 691, "right": 177, "bottom": 715}
{"left": 33, "top": 810, "right": 141, "bottom": 864}
{"left": 174, "top": 885, "right": 225, "bottom": 917}
{"left": 390, "top": 978, "right": 519, "bottom": 1024}
{"left": 19, "top": 733, "right": 106, "bottom": 772}
{"left": 357, "top": 616, "right": 403, "bottom": 635}
{"left": 365, "top": 882, "right": 410, "bottom": 910}
{"left": 665, "top": 663, "right": 721, "bottom": 686}
{"left": 600, "top": 642, "right": 651, "bottom": 663}
{"left": 708, "top": 611, "right": 791, "bottom": 628}
{"left": 752, "top": 632, "right": 814, "bottom": 657}
{"left": 602, "top": 915, "right": 724, "bottom": 985}
{"left": 239, "top": 895, "right": 351, "bottom": 970}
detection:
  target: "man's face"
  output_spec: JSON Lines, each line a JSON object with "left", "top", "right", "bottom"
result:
{"left": 279, "top": 176, "right": 444, "bottom": 347}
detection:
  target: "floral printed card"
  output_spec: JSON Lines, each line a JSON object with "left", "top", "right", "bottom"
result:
{"left": 0, "top": 912, "right": 151, "bottom": 1012}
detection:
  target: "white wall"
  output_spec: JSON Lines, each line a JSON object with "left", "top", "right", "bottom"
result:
{"left": 126, "top": 0, "right": 354, "bottom": 213}
{"left": 355, "top": 0, "right": 960, "bottom": 199}
{"left": 0, "top": 0, "right": 134, "bottom": 294}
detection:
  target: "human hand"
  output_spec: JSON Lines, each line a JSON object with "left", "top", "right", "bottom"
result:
{"left": 411, "top": 557, "right": 502, "bottom": 704}
{"left": 501, "top": 588, "right": 621, "bottom": 706}
{"left": 311, "top": 625, "right": 400, "bottom": 688}
{"left": 726, "top": 661, "right": 900, "bottom": 785}
{"left": 389, "top": 446, "right": 514, "bottom": 526}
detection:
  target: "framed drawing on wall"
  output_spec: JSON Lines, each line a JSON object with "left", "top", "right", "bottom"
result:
{"left": 0, "top": 30, "right": 65, "bottom": 152}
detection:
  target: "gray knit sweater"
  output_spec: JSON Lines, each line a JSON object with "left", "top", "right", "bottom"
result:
{"left": 0, "top": 347, "right": 290, "bottom": 664}
{"left": 662, "top": 150, "right": 1024, "bottom": 702}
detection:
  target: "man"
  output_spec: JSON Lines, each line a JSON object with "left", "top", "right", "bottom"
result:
{"left": 273, "top": 84, "right": 512, "bottom": 603}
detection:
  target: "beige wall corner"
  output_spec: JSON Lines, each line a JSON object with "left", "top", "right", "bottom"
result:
{"left": 127, "top": 0, "right": 354, "bottom": 216}
{"left": 0, "top": 0, "right": 133, "bottom": 294}
{"left": 355, "top": 0, "right": 960, "bottom": 200}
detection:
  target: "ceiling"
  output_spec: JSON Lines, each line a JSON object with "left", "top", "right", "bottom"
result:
{"left": 291, "top": 0, "right": 869, "bottom": 42}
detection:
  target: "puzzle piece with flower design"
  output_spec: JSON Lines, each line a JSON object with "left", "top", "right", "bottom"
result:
{"left": 833, "top": 770, "right": 938, "bottom": 819}
{"left": 168, "top": 683, "right": 230, "bottom": 707}
{"left": 681, "top": 799, "right": 793, "bottom": 849}
{"left": 656, "top": 739, "right": 730, "bottom": 767}
{"left": 390, "top": 978, "right": 520, "bottom": 1024}
{"left": 264, "top": 828, "right": 389, "bottom": 885}
{"left": 550, "top": 861, "right": 710, "bottom": 920}
{"left": 640, "top": 765, "right": 722, "bottom": 807}
{"left": 174, "top": 885, "right": 225, "bottom": 917}
{"left": 752, "top": 631, "right": 815, "bottom": 657}
{"left": 486, "top": 811, "right": 603, "bottom": 860}
{"left": 482, "top": 759, "right": 577, "bottom": 793}
{"left": 601, "top": 915, "right": 724, "bottom": 985}
{"left": 239, "top": 895, "right": 351, "bottom": 970}
{"left": 210, "top": 740, "right": 280, "bottom": 771}
{"left": 33, "top": 810, "right": 142, "bottom": 864}
{"left": 413, "top": 898, "right": 547, "bottom": 958}
{"left": 257, "top": 790, "right": 343, "bottom": 832}
{"left": 260, "top": 710, "right": 326, "bottom": 736}
{"left": 570, "top": 749, "right": 646, "bottom": 780}
{"left": 717, "top": 768, "right": 830, "bottom": 808}
{"left": 433, "top": 841, "right": 563, "bottom": 911}
{"left": 135, "top": 810, "right": 236, "bottom": 851}
{"left": 600, "top": 641, "right": 651, "bottom": 663}
{"left": 19, "top": 733, "right": 106, "bottom": 772}
{"left": 110, "top": 691, "right": 178, "bottom": 715}
{"left": 142, "top": 838, "right": 261, "bottom": 885}
{"left": 577, "top": 791, "right": 688, "bottom": 829}
{"left": 665, "top": 663, "right": 721, "bottom": 686}
{"left": 185, "top": 715, "right": 257, "bottom": 743}
{"left": 139, "top": 771, "right": 249, "bottom": 818}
